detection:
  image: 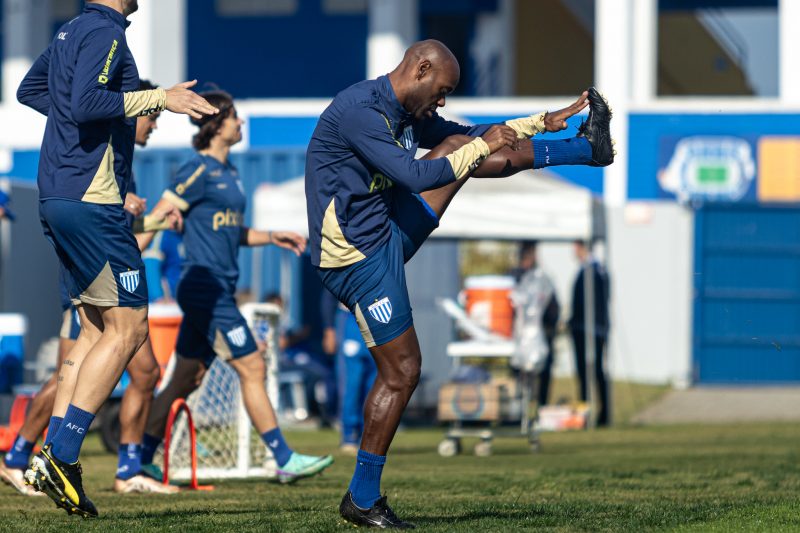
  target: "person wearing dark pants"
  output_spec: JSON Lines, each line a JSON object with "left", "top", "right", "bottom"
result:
{"left": 569, "top": 241, "right": 611, "bottom": 427}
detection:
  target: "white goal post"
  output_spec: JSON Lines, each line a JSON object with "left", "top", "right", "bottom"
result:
{"left": 157, "top": 302, "right": 282, "bottom": 481}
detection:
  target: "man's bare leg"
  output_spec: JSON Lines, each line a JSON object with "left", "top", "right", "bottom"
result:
{"left": 118, "top": 340, "right": 160, "bottom": 445}
{"left": 229, "top": 352, "right": 278, "bottom": 434}
{"left": 143, "top": 355, "right": 205, "bottom": 440}
{"left": 420, "top": 134, "right": 534, "bottom": 218}
{"left": 139, "top": 354, "right": 207, "bottom": 476}
{"left": 114, "top": 339, "right": 178, "bottom": 493}
{"left": 359, "top": 327, "right": 421, "bottom": 455}
{"left": 50, "top": 305, "right": 104, "bottom": 419}
{"left": 66, "top": 306, "right": 149, "bottom": 414}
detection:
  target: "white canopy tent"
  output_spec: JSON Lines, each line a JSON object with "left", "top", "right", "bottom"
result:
{"left": 252, "top": 169, "right": 604, "bottom": 242}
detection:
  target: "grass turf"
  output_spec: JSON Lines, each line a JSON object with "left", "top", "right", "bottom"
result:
{"left": 1, "top": 422, "right": 799, "bottom": 532}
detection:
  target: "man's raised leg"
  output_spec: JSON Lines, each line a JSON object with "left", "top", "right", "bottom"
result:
{"left": 421, "top": 87, "right": 613, "bottom": 219}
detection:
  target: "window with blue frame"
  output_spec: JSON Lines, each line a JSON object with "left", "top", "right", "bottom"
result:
{"left": 658, "top": 0, "right": 778, "bottom": 96}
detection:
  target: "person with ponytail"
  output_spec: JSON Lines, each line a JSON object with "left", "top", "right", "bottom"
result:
{"left": 139, "top": 90, "right": 334, "bottom": 484}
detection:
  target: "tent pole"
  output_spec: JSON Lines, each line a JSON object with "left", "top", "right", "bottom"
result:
{"left": 584, "top": 240, "right": 597, "bottom": 430}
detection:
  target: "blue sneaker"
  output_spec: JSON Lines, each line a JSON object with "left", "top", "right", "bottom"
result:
{"left": 276, "top": 452, "right": 333, "bottom": 484}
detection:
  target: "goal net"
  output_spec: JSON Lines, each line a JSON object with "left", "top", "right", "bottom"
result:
{"left": 156, "top": 303, "right": 281, "bottom": 481}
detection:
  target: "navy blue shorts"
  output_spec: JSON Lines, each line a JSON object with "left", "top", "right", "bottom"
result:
{"left": 40, "top": 199, "right": 147, "bottom": 308}
{"left": 320, "top": 193, "right": 439, "bottom": 348}
{"left": 175, "top": 267, "right": 258, "bottom": 368}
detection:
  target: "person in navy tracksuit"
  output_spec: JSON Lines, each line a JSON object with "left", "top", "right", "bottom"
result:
{"left": 569, "top": 241, "right": 611, "bottom": 426}
{"left": 16, "top": 0, "right": 216, "bottom": 517}
{"left": 307, "top": 39, "right": 613, "bottom": 527}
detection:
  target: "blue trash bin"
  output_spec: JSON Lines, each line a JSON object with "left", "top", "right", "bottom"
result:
{"left": 0, "top": 314, "right": 26, "bottom": 394}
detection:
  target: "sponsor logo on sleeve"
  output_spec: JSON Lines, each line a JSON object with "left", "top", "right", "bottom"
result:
{"left": 98, "top": 39, "right": 119, "bottom": 84}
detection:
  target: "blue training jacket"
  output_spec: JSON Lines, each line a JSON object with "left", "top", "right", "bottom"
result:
{"left": 305, "top": 75, "right": 492, "bottom": 268}
{"left": 18, "top": 4, "right": 166, "bottom": 205}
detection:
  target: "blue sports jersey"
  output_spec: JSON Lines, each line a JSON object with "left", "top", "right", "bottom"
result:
{"left": 305, "top": 75, "right": 492, "bottom": 268}
{"left": 163, "top": 153, "right": 245, "bottom": 289}
{"left": 17, "top": 4, "right": 165, "bottom": 204}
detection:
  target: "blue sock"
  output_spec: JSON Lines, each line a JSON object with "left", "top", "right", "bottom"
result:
{"left": 44, "top": 416, "right": 63, "bottom": 447}
{"left": 262, "top": 428, "right": 293, "bottom": 467}
{"left": 50, "top": 404, "right": 95, "bottom": 464}
{"left": 141, "top": 433, "right": 161, "bottom": 465}
{"left": 4, "top": 435, "right": 34, "bottom": 469}
{"left": 348, "top": 450, "right": 386, "bottom": 509}
{"left": 116, "top": 443, "right": 142, "bottom": 480}
{"left": 532, "top": 137, "right": 592, "bottom": 169}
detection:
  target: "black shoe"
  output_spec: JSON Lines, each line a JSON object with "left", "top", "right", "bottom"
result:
{"left": 339, "top": 491, "right": 415, "bottom": 529}
{"left": 24, "top": 445, "right": 98, "bottom": 518}
{"left": 577, "top": 87, "right": 614, "bottom": 167}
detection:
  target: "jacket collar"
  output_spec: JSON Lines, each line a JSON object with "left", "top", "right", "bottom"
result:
{"left": 85, "top": 3, "right": 131, "bottom": 29}
{"left": 377, "top": 75, "right": 412, "bottom": 128}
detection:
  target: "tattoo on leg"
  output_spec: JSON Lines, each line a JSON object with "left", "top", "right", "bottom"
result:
{"left": 58, "top": 375, "right": 64, "bottom": 382}
{"left": 63, "top": 359, "right": 74, "bottom": 366}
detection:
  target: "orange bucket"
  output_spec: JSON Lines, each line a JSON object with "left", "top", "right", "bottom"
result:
{"left": 463, "top": 275, "right": 515, "bottom": 338}
{"left": 148, "top": 303, "right": 183, "bottom": 379}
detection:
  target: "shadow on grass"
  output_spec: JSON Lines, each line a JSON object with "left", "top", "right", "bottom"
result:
{"left": 412, "top": 508, "right": 540, "bottom": 527}
{"left": 110, "top": 507, "right": 257, "bottom": 521}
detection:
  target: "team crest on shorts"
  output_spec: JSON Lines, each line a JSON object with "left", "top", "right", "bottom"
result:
{"left": 368, "top": 297, "right": 392, "bottom": 324}
{"left": 119, "top": 270, "right": 140, "bottom": 293}
{"left": 227, "top": 326, "right": 247, "bottom": 348}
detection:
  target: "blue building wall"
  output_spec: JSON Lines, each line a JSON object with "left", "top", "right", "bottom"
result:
{"left": 186, "top": 0, "right": 367, "bottom": 98}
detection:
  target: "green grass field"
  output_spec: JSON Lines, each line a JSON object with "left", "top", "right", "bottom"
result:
{"left": 2, "top": 421, "right": 799, "bottom": 532}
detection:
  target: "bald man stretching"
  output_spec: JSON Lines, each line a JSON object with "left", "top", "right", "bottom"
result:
{"left": 306, "top": 40, "right": 613, "bottom": 528}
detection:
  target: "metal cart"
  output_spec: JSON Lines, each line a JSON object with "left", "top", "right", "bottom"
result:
{"left": 437, "top": 339, "right": 542, "bottom": 457}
